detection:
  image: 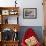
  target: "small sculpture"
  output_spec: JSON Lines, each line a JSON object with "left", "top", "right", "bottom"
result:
{"left": 15, "top": 0, "right": 17, "bottom": 7}
{"left": 5, "top": 18, "right": 8, "bottom": 24}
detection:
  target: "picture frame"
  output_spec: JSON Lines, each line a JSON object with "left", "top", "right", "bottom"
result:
{"left": 2, "top": 10, "right": 9, "bottom": 15}
{"left": 23, "top": 8, "right": 37, "bottom": 19}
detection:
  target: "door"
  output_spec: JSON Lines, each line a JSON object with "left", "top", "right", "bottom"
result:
{"left": 43, "top": 0, "right": 46, "bottom": 46}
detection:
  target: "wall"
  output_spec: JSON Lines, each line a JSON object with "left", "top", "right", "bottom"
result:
{"left": 18, "top": 0, "right": 44, "bottom": 26}
{"left": 0, "top": 0, "right": 44, "bottom": 26}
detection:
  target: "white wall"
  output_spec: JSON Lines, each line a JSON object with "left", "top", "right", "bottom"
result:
{"left": 0, "top": 0, "right": 44, "bottom": 26}
{"left": 18, "top": 0, "right": 44, "bottom": 26}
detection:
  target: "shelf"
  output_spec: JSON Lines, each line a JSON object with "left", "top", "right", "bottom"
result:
{"left": 0, "top": 7, "right": 19, "bottom": 24}
{"left": 2, "top": 40, "right": 19, "bottom": 43}
{"left": 0, "top": 7, "right": 19, "bottom": 10}
{"left": 0, "top": 7, "right": 19, "bottom": 16}
{"left": 0, "top": 7, "right": 20, "bottom": 46}
{"left": 0, "top": 24, "right": 20, "bottom": 32}
{"left": 2, "top": 41, "right": 19, "bottom": 46}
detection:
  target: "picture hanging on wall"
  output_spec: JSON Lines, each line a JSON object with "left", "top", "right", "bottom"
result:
{"left": 23, "top": 8, "right": 37, "bottom": 19}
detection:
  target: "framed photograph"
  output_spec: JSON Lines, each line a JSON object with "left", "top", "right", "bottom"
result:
{"left": 2, "top": 10, "right": 9, "bottom": 15}
{"left": 23, "top": 8, "right": 37, "bottom": 19}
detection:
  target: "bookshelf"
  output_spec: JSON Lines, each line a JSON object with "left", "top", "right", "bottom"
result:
{"left": 0, "top": 7, "right": 20, "bottom": 46}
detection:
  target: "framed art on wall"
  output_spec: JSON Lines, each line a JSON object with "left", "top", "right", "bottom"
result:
{"left": 23, "top": 8, "right": 37, "bottom": 19}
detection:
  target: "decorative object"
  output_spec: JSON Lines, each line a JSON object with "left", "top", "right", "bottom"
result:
{"left": 14, "top": 28, "right": 17, "bottom": 32}
{"left": 2, "top": 10, "right": 9, "bottom": 15}
{"left": 9, "top": 10, "right": 18, "bottom": 15}
{"left": 2, "top": 16, "right": 8, "bottom": 24}
{"left": 23, "top": 8, "right": 37, "bottom": 19}
{"left": 15, "top": 0, "right": 17, "bottom": 7}
{"left": 13, "top": 32, "right": 18, "bottom": 41}
{"left": 5, "top": 18, "right": 8, "bottom": 24}
{"left": 2, "top": 28, "right": 13, "bottom": 41}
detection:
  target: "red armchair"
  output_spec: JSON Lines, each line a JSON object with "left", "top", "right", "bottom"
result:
{"left": 21, "top": 28, "right": 41, "bottom": 46}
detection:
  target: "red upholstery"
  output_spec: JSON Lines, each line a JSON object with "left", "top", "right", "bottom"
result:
{"left": 21, "top": 28, "right": 41, "bottom": 46}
